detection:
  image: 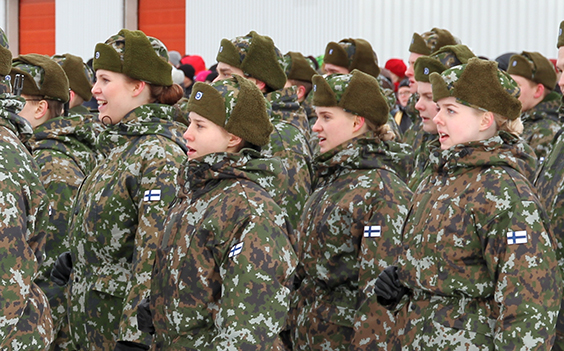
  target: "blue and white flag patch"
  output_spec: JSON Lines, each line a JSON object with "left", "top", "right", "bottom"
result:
{"left": 228, "top": 242, "right": 244, "bottom": 258}
{"left": 364, "top": 225, "right": 381, "bottom": 238}
{"left": 143, "top": 189, "right": 161, "bottom": 202}
{"left": 507, "top": 230, "right": 527, "bottom": 245}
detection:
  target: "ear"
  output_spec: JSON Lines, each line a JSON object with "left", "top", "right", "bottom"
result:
{"left": 227, "top": 133, "right": 243, "bottom": 149}
{"left": 254, "top": 78, "right": 267, "bottom": 92}
{"left": 35, "top": 100, "right": 50, "bottom": 120}
{"left": 352, "top": 115, "right": 366, "bottom": 133}
{"left": 533, "top": 83, "right": 545, "bottom": 99}
{"left": 69, "top": 90, "right": 76, "bottom": 102}
{"left": 131, "top": 80, "right": 147, "bottom": 97}
{"left": 479, "top": 111, "right": 495, "bottom": 132}
{"left": 296, "top": 85, "right": 307, "bottom": 101}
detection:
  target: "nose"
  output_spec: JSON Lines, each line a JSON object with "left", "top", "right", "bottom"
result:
{"left": 405, "top": 64, "right": 414, "bottom": 78}
{"left": 183, "top": 125, "right": 194, "bottom": 142}
{"left": 415, "top": 96, "right": 424, "bottom": 112}
{"left": 433, "top": 110, "right": 444, "bottom": 125}
{"left": 91, "top": 80, "right": 100, "bottom": 95}
{"left": 312, "top": 118, "right": 322, "bottom": 132}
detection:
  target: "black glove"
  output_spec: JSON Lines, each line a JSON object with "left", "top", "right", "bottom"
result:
{"left": 374, "top": 265, "right": 409, "bottom": 307}
{"left": 114, "top": 341, "right": 149, "bottom": 351}
{"left": 50, "top": 251, "right": 73, "bottom": 286}
{"left": 137, "top": 297, "right": 155, "bottom": 335}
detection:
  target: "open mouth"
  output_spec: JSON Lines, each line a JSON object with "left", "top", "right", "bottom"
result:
{"left": 439, "top": 132, "right": 449, "bottom": 142}
{"left": 97, "top": 99, "right": 108, "bottom": 110}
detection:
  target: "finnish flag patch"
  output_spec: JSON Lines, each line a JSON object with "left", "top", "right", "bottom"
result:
{"left": 143, "top": 189, "right": 161, "bottom": 202}
{"left": 364, "top": 225, "right": 381, "bottom": 238}
{"left": 507, "top": 230, "right": 527, "bottom": 245}
{"left": 228, "top": 242, "right": 244, "bottom": 258}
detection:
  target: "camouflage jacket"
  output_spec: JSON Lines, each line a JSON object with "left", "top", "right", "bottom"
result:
{"left": 263, "top": 94, "right": 313, "bottom": 245}
{"left": 396, "top": 133, "right": 562, "bottom": 350}
{"left": 292, "top": 133, "right": 412, "bottom": 348}
{"left": 266, "top": 86, "right": 312, "bottom": 141}
{"left": 521, "top": 91, "right": 562, "bottom": 163}
{"left": 67, "top": 103, "right": 187, "bottom": 349}
{"left": 150, "top": 150, "right": 297, "bottom": 350}
{"left": 400, "top": 93, "right": 421, "bottom": 149}
{"left": 0, "top": 83, "right": 53, "bottom": 349}
{"left": 407, "top": 132, "right": 438, "bottom": 191}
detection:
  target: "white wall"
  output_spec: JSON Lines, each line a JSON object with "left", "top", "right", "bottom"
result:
{"left": 0, "top": 0, "right": 6, "bottom": 32}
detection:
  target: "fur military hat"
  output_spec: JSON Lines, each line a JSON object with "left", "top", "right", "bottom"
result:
{"left": 93, "top": 29, "right": 173, "bottom": 86}
{"left": 323, "top": 38, "right": 380, "bottom": 78}
{"left": 312, "top": 69, "right": 389, "bottom": 127}
{"left": 507, "top": 51, "right": 557, "bottom": 90}
{"left": 10, "top": 53, "right": 69, "bottom": 103}
{"left": 216, "top": 31, "right": 287, "bottom": 91}
{"left": 283, "top": 51, "right": 317, "bottom": 83}
{"left": 414, "top": 44, "right": 475, "bottom": 83}
{"left": 52, "top": 53, "right": 94, "bottom": 101}
{"left": 430, "top": 57, "right": 521, "bottom": 120}
{"left": 187, "top": 75, "right": 273, "bottom": 146}
{"left": 558, "top": 21, "right": 564, "bottom": 48}
{"left": 409, "top": 28, "right": 458, "bottom": 55}
{"left": 0, "top": 27, "right": 11, "bottom": 76}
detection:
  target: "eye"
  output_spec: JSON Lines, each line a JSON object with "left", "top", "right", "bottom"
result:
{"left": 447, "top": 108, "right": 455, "bottom": 114}
{"left": 196, "top": 123, "right": 204, "bottom": 129}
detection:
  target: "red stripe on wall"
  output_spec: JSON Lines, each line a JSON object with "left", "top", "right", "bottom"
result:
{"left": 19, "top": 0, "right": 56, "bottom": 55}
{"left": 139, "top": 0, "right": 186, "bottom": 56}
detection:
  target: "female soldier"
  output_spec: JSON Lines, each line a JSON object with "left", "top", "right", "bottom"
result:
{"left": 375, "top": 58, "right": 562, "bottom": 350}
{"left": 291, "top": 70, "right": 412, "bottom": 350}
{"left": 54, "top": 29, "right": 188, "bottom": 350}
{"left": 143, "top": 75, "right": 297, "bottom": 350}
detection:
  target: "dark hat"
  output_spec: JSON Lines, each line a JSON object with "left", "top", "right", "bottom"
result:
{"left": 283, "top": 51, "right": 317, "bottom": 82}
{"left": 409, "top": 28, "right": 457, "bottom": 55}
{"left": 323, "top": 38, "right": 380, "bottom": 78}
{"left": 216, "top": 31, "right": 287, "bottom": 91}
{"left": 179, "top": 64, "right": 195, "bottom": 79}
{"left": 51, "top": 53, "right": 94, "bottom": 101}
{"left": 414, "top": 44, "right": 475, "bottom": 83}
{"left": 187, "top": 75, "right": 273, "bottom": 146}
{"left": 312, "top": 70, "right": 389, "bottom": 127}
{"left": 430, "top": 57, "right": 521, "bottom": 120}
{"left": 507, "top": 51, "right": 557, "bottom": 90}
{"left": 0, "top": 27, "right": 11, "bottom": 76}
{"left": 495, "top": 52, "right": 518, "bottom": 72}
{"left": 10, "top": 53, "right": 69, "bottom": 103}
{"left": 558, "top": 21, "right": 564, "bottom": 48}
{"left": 93, "top": 29, "right": 173, "bottom": 86}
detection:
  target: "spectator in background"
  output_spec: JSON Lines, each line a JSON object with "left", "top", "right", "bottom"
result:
{"left": 495, "top": 52, "right": 517, "bottom": 71}
{"left": 168, "top": 50, "right": 181, "bottom": 68}
{"left": 385, "top": 58, "right": 407, "bottom": 91}
{"left": 180, "top": 54, "right": 206, "bottom": 75}
{"left": 392, "top": 78, "right": 412, "bottom": 134}
{"left": 178, "top": 63, "right": 195, "bottom": 97}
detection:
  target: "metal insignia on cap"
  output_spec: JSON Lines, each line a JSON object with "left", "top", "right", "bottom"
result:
{"left": 313, "top": 85, "right": 317, "bottom": 92}
{"left": 424, "top": 67, "right": 429, "bottom": 75}
{"left": 195, "top": 91, "right": 203, "bottom": 100}
{"left": 219, "top": 46, "right": 223, "bottom": 53}
{"left": 512, "top": 60, "right": 517, "bottom": 67}
{"left": 560, "top": 28, "right": 563, "bottom": 36}
{"left": 95, "top": 52, "right": 100, "bottom": 59}
{"left": 329, "top": 49, "right": 333, "bottom": 55}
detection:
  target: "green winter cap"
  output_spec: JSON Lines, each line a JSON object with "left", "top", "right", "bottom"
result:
{"left": 414, "top": 44, "right": 475, "bottom": 83}
{"left": 187, "top": 75, "right": 273, "bottom": 146}
{"left": 430, "top": 57, "right": 521, "bottom": 120}
{"left": 558, "top": 21, "right": 564, "bottom": 48}
{"left": 283, "top": 51, "right": 317, "bottom": 83}
{"left": 216, "top": 31, "right": 287, "bottom": 91}
{"left": 312, "top": 69, "right": 389, "bottom": 126}
{"left": 409, "top": 28, "right": 457, "bottom": 55}
{"left": 10, "top": 53, "right": 69, "bottom": 102}
{"left": 93, "top": 29, "right": 172, "bottom": 86}
{"left": 0, "top": 27, "right": 11, "bottom": 76}
{"left": 507, "top": 51, "right": 557, "bottom": 90}
{"left": 323, "top": 38, "right": 380, "bottom": 78}
{"left": 52, "top": 53, "right": 94, "bottom": 101}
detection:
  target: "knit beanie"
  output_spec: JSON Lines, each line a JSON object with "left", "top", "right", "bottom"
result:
{"left": 51, "top": 53, "right": 94, "bottom": 101}
{"left": 558, "top": 21, "right": 564, "bottom": 48}
{"left": 187, "top": 75, "right": 273, "bottom": 146}
{"left": 312, "top": 69, "right": 389, "bottom": 126}
{"left": 385, "top": 58, "right": 407, "bottom": 78}
{"left": 429, "top": 57, "right": 521, "bottom": 120}
{"left": 180, "top": 55, "right": 206, "bottom": 74}
{"left": 283, "top": 51, "right": 317, "bottom": 82}
{"left": 93, "top": 29, "right": 173, "bottom": 86}
{"left": 216, "top": 31, "right": 286, "bottom": 91}
{"left": 179, "top": 64, "right": 195, "bottom": 79}
{"left": 409, "top": 28, "right": 457, "bottom": 55}
{"left": 10, "top": 53, "right": 69, "bottom": 102}
{"left": 0, "top": 27, "right": 11, "bottom": 76}
{"left": 414, "top": 44, "right": 475, "bottom": 83}
{"left": 323, "top": 38, "right": 380, "bottom": 78}
{"left": 507, "top": 51, "right": 557, "bottom": 90}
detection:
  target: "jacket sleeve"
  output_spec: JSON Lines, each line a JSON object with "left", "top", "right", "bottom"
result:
{"left": 482, "top": 199, "right": 563, "bottom": 350}
{"left": 118, "top": 146, "right": 184, "bottom": 345}
{"left": 210, "top": 213, "right": 298, "bottom": 350}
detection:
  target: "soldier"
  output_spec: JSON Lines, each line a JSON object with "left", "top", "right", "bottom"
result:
{"left": 51, "top": 29, "right": 188, "bottom": 351}
{"left": 291, "top": 70, "right": 412, "bottom": 350}
{"left": 375, "top": 58, "right": 562, "bottom": 350}
{"left": 507, "top": 51, "right": 561, "bottom": 164}
{"left": 9, "top": 53, "right": 95, "bottom": 351}
{"left": 138, "top": 75, "right": 298, "bottom": 350}
{"left": 0, "top": 27, "right": 54, "bottom": 349}
{"left": 214, "top": 30, "right": 313, "bottom": 246}
{"left": 534, "top": 20, "right": 564, "bottom": 351}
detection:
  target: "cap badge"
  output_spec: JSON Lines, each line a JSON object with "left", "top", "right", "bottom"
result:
{"left": 219, "top": 46, "right": 223, "bottom": 53}
{"left": 329, "top": 49, "right": 333, "bottom": 55}
{"left": 424, "top": 67, "right": 429, "bottom": 75}
{"left": 95, "top": 51, "right": 100, "bottom": 59}
{"left": 195, "top": 91, "right": 203, "bottom": 100}
{"left": 512, "top": 60, "right": 517, "bottom": 67}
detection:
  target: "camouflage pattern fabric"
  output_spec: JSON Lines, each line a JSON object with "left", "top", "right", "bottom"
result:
{"left": 407, "top": 133, "right": 439, "bottom": 191}
{"left": 150, "top": 150, "right": 297, "bottom": 350}
{"left": 0, "top": 77, "right": 54, "bottom": 349}
{"left": 265, "top": 85, "right": 312, "bottom": 141}
{"left": 291, "top": 132, "right": 412, "bottom": 350}
{"left": 263, "top": 92, "right": 313, "bottom": 245}
{"left": 67, "top": 103, "right": 187, "bottom": 350}
{"left": 520, "top": 90, "right": 562, "bottom": 164}
{"left": 401, "top": 94, "right": 422, "bottom": 150}
{"left": 29, "top": 113, "right": 99, "bottom": 351}
{"left": 395, "top": 132, "right": 562, "bottom": 350}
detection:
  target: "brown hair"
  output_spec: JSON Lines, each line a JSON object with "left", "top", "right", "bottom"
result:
{"left": 364, "top": 116, "right": 395, "bottom": 141}
{"left": 288, "top": 78, "right": 313, "bottom": 96}
{"left": 25, "top": 97, "right": 64, "bottom": 120}
{"left": 148, "top": 83, "right": 184, "bottom": 105}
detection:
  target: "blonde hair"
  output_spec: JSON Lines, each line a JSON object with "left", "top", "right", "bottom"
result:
{"left": 364, "top": 117, "right": 396, "bottom": 141}
{"left": 494, "top": 113, "right": 523, "bottom": 137}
